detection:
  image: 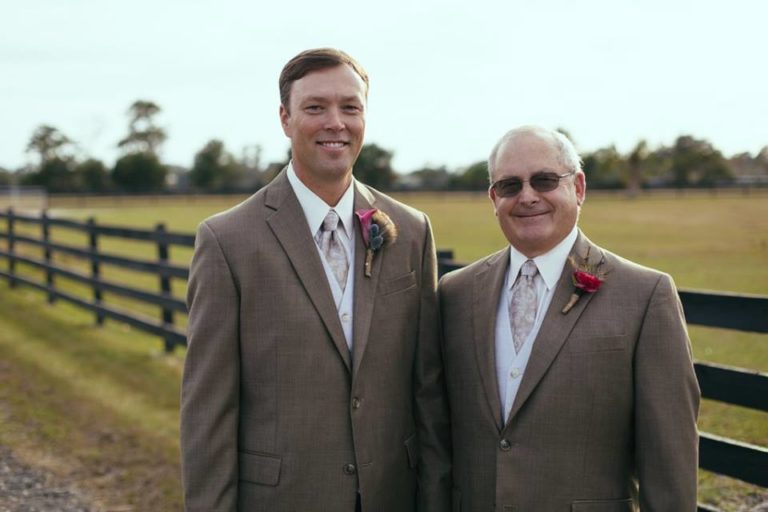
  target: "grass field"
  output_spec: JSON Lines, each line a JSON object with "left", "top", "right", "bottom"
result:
{"left": 1, "top": 189, "right": 767, "bottom": 510}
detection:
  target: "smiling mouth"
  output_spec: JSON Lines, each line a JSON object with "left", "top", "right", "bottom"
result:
{"left": 317, "top": 141, "right": 348, "bottom": 148}
{"left": 516, "top": 211, "right": 548, "bottom": 218}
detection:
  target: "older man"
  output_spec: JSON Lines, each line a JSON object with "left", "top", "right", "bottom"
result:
{"left": 181, "top": 48, "right": 450, "bottom": 512}
{"left": 439, "top": 125, "right": 700, "bottom": 511}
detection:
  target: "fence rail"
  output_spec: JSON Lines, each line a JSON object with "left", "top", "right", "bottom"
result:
{"left": 1, "top": 209, "right": 766, "bottom": 510}
{"left": 0, "top": 209, "right": 192, "bottom": 351}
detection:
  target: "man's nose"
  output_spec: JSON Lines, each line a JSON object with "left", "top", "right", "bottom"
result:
{"left": 324, "top": 107, "right": 345, "bottom": 131}
{"left": 516, "top": 179, "right": 540, "bottom": 202}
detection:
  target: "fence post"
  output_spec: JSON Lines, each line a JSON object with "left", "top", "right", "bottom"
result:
{"left": 156, "top": 223, "right": 174, "bottom": 352}
{"left": 87, "top": 217, "right": 104, "bottom": 325}
{"left": 41, "top": 209, "right": 56, "bottom": 303}
{"left": 437, "top": 249, "right": 454, "bottom": 277}
{"left": 7, "top": 208, "right": 16, "bottom": 288}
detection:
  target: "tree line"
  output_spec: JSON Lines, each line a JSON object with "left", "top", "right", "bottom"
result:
{"left": 2, "top": 100, "right": 767, "bottom": 194}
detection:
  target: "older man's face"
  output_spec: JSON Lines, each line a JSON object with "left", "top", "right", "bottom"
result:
{"left": 488, "top": 134, "right": 586, "bottom": 258}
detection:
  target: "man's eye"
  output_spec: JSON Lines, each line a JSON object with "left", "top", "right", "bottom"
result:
{"left": 533, "top": 175, "right": 558, "bottom": 185}
{"left": 305, "top": 105, "right": 323, "bottom": 113}
{"left": 343, "top": 105, "right": 362, "bottom": 113}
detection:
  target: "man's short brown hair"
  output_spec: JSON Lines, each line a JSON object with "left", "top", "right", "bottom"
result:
{"left": 279, "top": 48, "right": 369, "bottom": 112}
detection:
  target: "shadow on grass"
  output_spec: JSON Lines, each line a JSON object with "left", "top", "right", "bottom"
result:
{"left": 0, "top": 287, "right": 184, "bottom": 510}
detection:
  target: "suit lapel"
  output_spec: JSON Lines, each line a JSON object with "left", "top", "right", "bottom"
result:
{"left": 265, "top": 170, "right": 352, "bottom": 372}
{"left": 351, "top": 183, "right": 382, "bottom": 377}
{"left": 473, "top": 248, "right": 510, "bottom": 432}
{"left": 505, "top": 232, "right": 607, "bottom": 426}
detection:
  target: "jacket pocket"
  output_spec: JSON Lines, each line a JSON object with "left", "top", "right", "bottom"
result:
{"left": 238, "top": 450, "right": 281, "bottom": 486}
{"left": 379, "top": 270, "right": 417, "bottom": 296}
{"left": 567, "top": 335, "right": 627, "bottom": 353}
{"left": 571, "top": 498, "right": 634, "bottom": 511}
{"left": 404, "top": 433, "right": 420, "bottom": 468}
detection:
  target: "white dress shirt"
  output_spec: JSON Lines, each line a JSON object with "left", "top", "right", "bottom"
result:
{"left": 494, "top": 226, "right": 578, "bottom": 425}
{"left": 287, "top": 163, "right": 356, "bottom": 349}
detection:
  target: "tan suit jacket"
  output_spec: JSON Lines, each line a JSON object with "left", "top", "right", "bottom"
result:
{"left": 181, "top": 170, "right": 451, "bottom": 511}
{"left": 439, "top": 232, "right": 700, "bottom": 512}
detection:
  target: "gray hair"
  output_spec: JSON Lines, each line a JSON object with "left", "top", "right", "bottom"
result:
{"left": 487, "top": 125, "right": 582, "bottom": 182}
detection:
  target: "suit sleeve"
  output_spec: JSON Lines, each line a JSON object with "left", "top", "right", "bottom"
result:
{"left": 414, "top": 214, "right": 452, "bottom": 512}
{"left": 634, "top": 273, "right": 700, "bottom": 511}
{"left": 180, "top": 221, "right": 240, "bottom": 511}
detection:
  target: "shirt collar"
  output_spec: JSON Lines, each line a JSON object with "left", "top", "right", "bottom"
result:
{"left": 286, "top": 161, "right": 355, "bottom": 238}
{"left": 507, "top": 225, "right": 579, "bottom": 291}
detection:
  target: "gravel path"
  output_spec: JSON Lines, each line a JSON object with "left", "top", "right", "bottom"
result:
{"left": 0, "top": 447, "right": 92, "bottom": 512}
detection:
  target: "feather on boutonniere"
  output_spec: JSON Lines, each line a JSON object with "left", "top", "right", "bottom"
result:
{"left": 562, "top": 246, "right": 608, "bottom": 314}
{"left": 355, "top": 208, "right": 397, "bottom": 277}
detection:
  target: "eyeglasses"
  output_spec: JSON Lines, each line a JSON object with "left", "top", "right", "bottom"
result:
{"left": 490, "top": 170, "right": 575, "bottom": 198}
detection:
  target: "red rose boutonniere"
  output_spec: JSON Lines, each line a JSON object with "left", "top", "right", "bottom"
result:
{"left": 355, "top": 208, "right": 398, "bottom": 277}
{"left": 561, "top": 247, "right": 608, "bottom": 314}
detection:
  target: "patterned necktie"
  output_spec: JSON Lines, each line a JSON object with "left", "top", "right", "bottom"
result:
{"left": 509, "top": 259, "right": 539, "bottom": 354}
{"left": 316, "top": 210, "right": 348, "bottom": 291}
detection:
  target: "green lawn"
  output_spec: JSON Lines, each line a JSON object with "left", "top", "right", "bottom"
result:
{"left": 46, "top": 189, "right": 768, "bottom": 294}
{"left": 0, "top": 189, "right": 766, "bottom": 510}
{"left": 0, "top": 288, "right": 183, "bottom": 510}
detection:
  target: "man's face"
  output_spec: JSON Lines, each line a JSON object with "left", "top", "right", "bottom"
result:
{"left": 488, "top": 133, "right": 586, "bottom": 257}
{"left": 280, "top": 64, "right": 366, "bottom": 189}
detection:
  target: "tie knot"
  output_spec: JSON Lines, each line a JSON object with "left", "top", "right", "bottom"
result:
{"left": 322, "top": 210, "right": 340, "bottom": 232}
{"left": 521, "top": 259, "right": 538, "bottom": 278}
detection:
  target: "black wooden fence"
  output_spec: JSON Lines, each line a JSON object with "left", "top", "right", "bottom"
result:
{"left": 1, "top": 209, "right": 766, "bottom": 510}
{"left": 0, "top": 209, "right": 193, "bottom": 351}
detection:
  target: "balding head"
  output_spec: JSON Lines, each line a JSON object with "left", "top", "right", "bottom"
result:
{"left": 488, "top": 126, "right": 581, "bottom": 182}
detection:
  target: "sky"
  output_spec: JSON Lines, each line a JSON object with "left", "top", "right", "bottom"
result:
{"left": 2, "top": 0, "right": 767, "bottom": 174}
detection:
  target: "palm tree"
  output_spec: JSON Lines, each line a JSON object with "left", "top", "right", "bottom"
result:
{"left": 26, "top": 125, "right": 72, "bottom": 163}
{"left": 117, "top": 100, "right": 167, "bottom": 155}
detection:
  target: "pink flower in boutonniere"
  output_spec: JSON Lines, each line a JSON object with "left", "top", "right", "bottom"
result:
{"left": 561, "top": 246, "right": 607, "bottom": 314}
{"left": 355, "top": 208, "right": 398, "bottom": 277}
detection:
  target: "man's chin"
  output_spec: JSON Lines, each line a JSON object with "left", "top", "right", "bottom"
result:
{"left": 506, "top": 229, "right": 552, "bottom": 252}
{"left": 316, "top": 163, "right": 354, "bottom": 181}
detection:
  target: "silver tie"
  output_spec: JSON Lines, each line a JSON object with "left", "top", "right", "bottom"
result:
{"left": 509, "top": 260, "right": 539, "bottom": 353}
{"left": 316, "top": 210, "right": 348, "bottom": 291}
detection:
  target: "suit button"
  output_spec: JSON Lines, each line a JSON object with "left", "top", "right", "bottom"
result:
{"left": 352, "top": 397, "right": 361, "bottom": 409}
{"left": 343, "top": 463, "right": 357, "bottom": 475}
{"left": 499, "top": 439, "right": 512, "bottom": 451}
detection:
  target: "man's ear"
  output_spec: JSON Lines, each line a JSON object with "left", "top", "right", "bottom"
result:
{"left": 279, "top": 104, "right": 291, "bottom": 136}
{"left": 574, "top": 171, "right": 586, "bottom": 205}
{"left": 488, "top": 186, "right": 499, "bottom": 215}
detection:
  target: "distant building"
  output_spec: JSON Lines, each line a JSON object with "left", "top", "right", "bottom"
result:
{"left": 728, "top": 150, "right": 768, "bottom": 187}
{"left": 166, "top": 165, "right": 190, "bottom": 192}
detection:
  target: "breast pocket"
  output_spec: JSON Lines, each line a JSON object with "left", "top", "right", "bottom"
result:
{"left": 379, "top": 270, "right": 417, "bottom": 297}
{"left": 567, "top": 335, "right": 627, "bottom": 353}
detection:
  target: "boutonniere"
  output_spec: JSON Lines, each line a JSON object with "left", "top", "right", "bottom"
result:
{"left": 355, "top": 208, "right": 398, "bottom": 277}
{"left": 561, "top": 247, "right": 608, "bottom": 314}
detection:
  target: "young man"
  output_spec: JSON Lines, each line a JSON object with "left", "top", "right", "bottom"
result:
{"left": 180, "top": 48, "right": 450, "bottom": 512}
